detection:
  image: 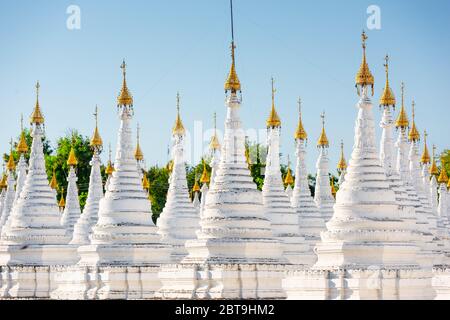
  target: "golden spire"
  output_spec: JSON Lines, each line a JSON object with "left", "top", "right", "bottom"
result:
{"left": 67, "top": 145, "right": 78, "bottom": 166}
{"left": 379, "top": 54, "right": 396, "bottom": 106}
{"left": 105, "top": 143, "right": 115, "bottom": 175}
{"left": 6, "top": 139, "right": 16, "bottom": 171}
{"left": 17, "top": 114, "right": 29, "bottom": 154}
{"left": 355, "top": 31, "right": 374, "bottom": 96}
{"left": 172, "top": 92, "right": 186, "bottom": 136}
{"left": 284, "top": 156, "right": 294, "bottom": 185}
{"left": 224, "top": 42, "right": 241, "bottom": 93}
{"left": 49, "top": 168, "right": 58, "bottom": 190}
{"left": 337, "top": 140, "right": 347, "bottom": 171}
{"left": 209, "top": 112, "right": 221, "bottom": 150}
{"left": 408, "top": 100, "right": 420, "bottom": 142}
{"left": 330, "top": 177, "right": 337, "bottom": 198}
{"left": 30, "top": 81, "right": 45, "bottom": 125}
{"left": 142, "top": 173, "right": 150, "bottom": 190}
{"left": 192, "top": 180, "right": 201, "bottom": 193}
{"left": 90, "top": 105, "right": 103, "bottom": 148}
{"left": 430, "top": 145, "right": 439, "bottom": 176}
{"left": 317, "top": 112, "right": 329, "bottom": 148}
{"left": 200, "top": 160, "right": 210, "bottom": 184}
{"left": 294, "top": 98, "right": 307, "bottom": 140}
{"left": 0, "top": 172, "right": 7, "bottom": 189}
{"left": 135, "top": 123, "right": 144, "bottom": 161}
{"left": 166, "top": 159, "right": 174, "bottom": 173}
{"left": 438, "top": 157, "right": 449, "bottom": 184}
{"left": 421, "top": 130, "right": 431, "bottom": 164}
{"left": 117, "top": 59, "right": 133, "bottom": 106}
{"left": 58, "top": 188, "right": 66, "bottom": 209}
{"left": 395, "top": 82, "right": 409, "bottom": 128}
{"left": 266, "top": 77, "right": 281, "bottom": 128}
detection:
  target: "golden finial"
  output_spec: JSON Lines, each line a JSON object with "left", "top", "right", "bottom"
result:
{"left": 0, "top": 172, "right": 7, "bottom": 189}
{"left": 105, "top": 143, "right": 115, "bottom": 175}
{"left": 395, "top": 82, "right": 409, "bottom": 128}
{"left": 6, "top": 138, "right": 16, "bottom": 171}
{"left": 317, "top": 112, "right": 329, "bottom": 148}
{"left": 192, "top": 180, "right": 201, "bottom": 193}
{"left": 166, "top": 159, "right": 174, "bottom": 173}
{"left": 58, "top": 188, "right": 66, "bottom": 209}
{"left": 117, "top": 59, "right": 133, "bottom": 106}
{"left": 17, "top": 114, "right": 29, "bottom": 154}
{"left": 421, "top": 130, "right": 431, "bottom": 164}
{"left": 200, "top": 159, "right": 210, "bottom": 184}
{"left": 49, "top": 168, "right": 58, "bottom": 190}
{"left": 294, "top": 97, "right": 307, "bottom": 140}
{"left": 142, "top": 173, "right": 150, "bottom": 190}
{"left": 337, "top": 140, "right": 347, "bottom": 171}
{"left": 134, "top": 123, "right": 144, "bottom": 161}
{"left": 379, "top": 54, "right": 396, "bottom": 106}
{"left": 408, "top": 100, "right": 420, "bottom": 142}
{"left": 224, "top": 41, "right": 241, "bottom": 93}
{"left": 90, "top": 105, "right": 103, "bottom": 148}
{"left": 438, "top": 157, "right": 449, "bottom": 184}
{"left": 266, "top": 77, "right": 281, "bottom": 128}
{"left": 430, "top": 145, "right": 439, "bottom": 176}
{"left": 30, "top": 81, "right": 45, "bottom": 125}
{"left": 67, "top": 145, "right": 78, "bottom": 166}
{"left": 284, "top": 156, "right": 294, "bottom": 185}
{"left": 172, "top": 92, "right": 186, "bottom": 136}
{"left": 355, "top": 31, "right": 374, "bottom": 96}
{"left": 209, "top": 112, "right": 221, "bottom": 151}
{"left": 330, "top": 177, "right": 337, "bottom": 198}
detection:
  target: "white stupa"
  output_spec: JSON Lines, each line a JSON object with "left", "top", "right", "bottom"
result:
{"left": 394, "top": 93, "right": 438, "bottom": 267}
{"left": 61, "top": 61, "right": 171, "bottom": 300}
{"left": 262, "top": 79, "right": 309, "bottom": 265}
{"left": 0, "top": 174, "right": 7, "bottom": 223}
{"left": 285, "top": 33, "right": 433, "bottom": 300}
{"left": 13, "top": 117, "right": 29, "bottom": 207}
{"left": 0, "top": 148, "right": 16, "bottom": 230}
{"left": 290, "top": 102, "right": 325, "bottom": 261}
{"left": 70, "top": 107, "right": 104, "bottom": 245}
{"left": 209, "top": 112, "right": 221, "bottom": 185}
{"left": 60, "top": 146, "right": 81, "bottom": 236}
{"left": 437, "top": 164, "right": 449, "bottom": 234}
{"left": 337, "top": 140, "right": 347, "bottom": 186}
{"left": 377, "top": 63, "right": 433, "bottom": 268}
{"left": 156, "top": 93, "right": 200, "bottom": 261}
{"left": 157, "top": 36, "right": 286, "bottom": 299}
{"left": 104, "top": 144, "right": 115, "bottom": 191}
{"left": 192, "top": 180, "right": 201, "bottom": 211}
{"left": 0, "top": 82, "right": 73, "bottom": 298}
{"left": 284, "top": 157, "right": 294, "bottom": 201}
{"left": 313, "top": 112, "right": 334, "bottom": 221}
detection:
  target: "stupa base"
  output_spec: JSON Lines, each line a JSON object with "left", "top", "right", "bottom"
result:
{"left": 156, "top": 263, "right": 287, "bottom": 299}
{"left": 432, "top": 267, "right": 450, "bottom": 299}
{"left": 183, "top": 238, "right": 285, "bottom": 265}
{"left": 51, "top": 264, "right": 162, "bottom": 300}
{"left": 0, "top": 244, "right": 78, "bottom": 298}
{"left": 77, "top": 243, "right": 171, "bottom": 266}
{"left": 314, "top": 241, "right": 420, "bottom": 269}
{"left": 283, "top": 267, "right": 434, "bottom": 300}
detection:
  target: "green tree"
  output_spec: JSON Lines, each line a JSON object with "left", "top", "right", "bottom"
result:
{"left": 147, "top": 165, "right": 170, "bottom": 221}
{"left": 440, "top": 149, "right": 450, "bottom": 177}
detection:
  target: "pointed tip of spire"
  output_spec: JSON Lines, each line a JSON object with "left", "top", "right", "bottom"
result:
{"left": 284, "top": 167, "right": 294, "bottom": 185}
{"left": 379, "top": 54, "right": 396, "bottom": 106}
{"left": 430, "top": 145, "right": 439, "bottom": 176}
{"left": 200, "top": 161, "right": 210, "bottom": 184}
{"left": 172, "top": 93, "right": 186, "bottom": 136}
{"left": 117, "top": 60, "right": 133, "bottom": 106}
{"left": 30, "top": 81, "right": 45, "bottom": 125}
{"left": 67, "top": 147, "right": 78, "bottom": 166}
{"left": 266, "top": 78, "right": 281, "bottom": 128}
{"left": 317, "top": 112, "right": 329, "bottom": 148}
{"left": 224, "top": 41, "right": 241, "bottom": 93}
{"left": 421, "top": 131, "right": 430, "bottom": 164}
{"left": 438, "top": 158, "right": 449, "bottom": 184}
{"left": 395, "top": 85, "right": 409, "bottom": 128}
{"left": 355, "top": 30, "right": 374, "bottom": 95}
{"left": 408, "top": 101, "right": 420, "bottom": 142}
{"left": 294, "top": 97, "right": 307, "bottom": 140}
{"left": 337, "top": 140, "right": 347, "bottom": 170}
{"left": 90, "top": 106, "right": 103, "bottom": 148}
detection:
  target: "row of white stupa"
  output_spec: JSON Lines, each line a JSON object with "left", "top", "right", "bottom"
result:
{"left": 0, "top": 32, "right": 449, "bottom": 300}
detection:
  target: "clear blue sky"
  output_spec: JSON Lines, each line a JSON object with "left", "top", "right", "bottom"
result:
{"left": 0, "top": 0, "right": 449, "bottom": 172}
